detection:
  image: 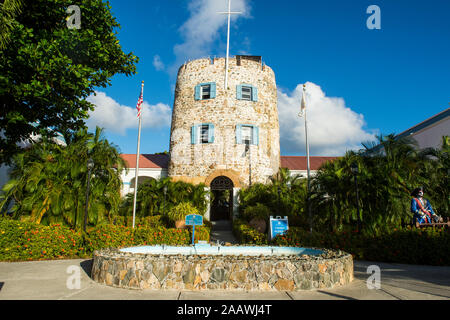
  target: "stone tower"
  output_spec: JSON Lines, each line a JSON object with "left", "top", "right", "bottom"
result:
{"left": 168, "top": 55, "right": 280, "bottom": 198}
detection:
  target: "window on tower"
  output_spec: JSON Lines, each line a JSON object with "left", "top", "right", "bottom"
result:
{"left": 241, "top": 86, "right": 252, "bottom": 101}
{"left": 201, "top": 85, "right": 211, "bottom": 100}
{"left": 195, "top": 82, "right": 216, "bottom": 100}
{"left": 237, "top": 84, "right": 258, "bottom": 102}
{"left": 200, "top": 124, "right": 209, "bottom": 144}
{"left": 241, "top": 125, "right": 253, "bottom": 144}
{"left": 191, "top": 124, "right": 215, "bottom": 144}
{"left": 236, "top": 124, "right": 259, "bottom": 146}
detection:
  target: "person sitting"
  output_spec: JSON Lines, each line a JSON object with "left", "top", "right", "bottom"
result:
{"left": 410, "top": 187, "right": 442, "bottom": 225}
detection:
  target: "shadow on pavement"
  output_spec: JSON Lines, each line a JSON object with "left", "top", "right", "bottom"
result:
{"left": 0, "top": 282, "right": 3, "bottom": 292}
{"left": 80, "top": 259, "right": 93, "bottom": 278}
{"left": 316, "top": 290, "right": 358, "bottom": 300}
{"left": 354, "top": 261, "right": 450, "bottom": 289}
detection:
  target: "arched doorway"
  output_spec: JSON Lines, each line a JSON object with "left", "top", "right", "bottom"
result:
{"left": 210, "top": 176, "right": 234, "bottom": 221}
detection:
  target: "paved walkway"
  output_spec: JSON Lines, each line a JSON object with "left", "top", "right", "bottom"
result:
{"left": 1, "top": 259, "right": 449, "bottom": 300}
{"left": 209, "top": 220, "right": 238, "bottom": 245}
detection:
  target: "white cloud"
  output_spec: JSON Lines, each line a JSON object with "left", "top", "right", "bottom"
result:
{"left": 153, "top": 55, "right": 165, "bottom": 71}
{"left": 278, "top": 82, "right": 377, "bottom": 156}
{"left": 170, "top": 0, "right": 251, "bottom": 75}
{"left": 86, "top": 91, "right": 171, "bottom": 135}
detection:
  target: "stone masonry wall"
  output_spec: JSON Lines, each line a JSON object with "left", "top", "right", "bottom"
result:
{"left": 91, "top": 248, "right": 353, "bottom": 291}
{"left": 168, "top": 57, "right": 280, "bottom": 186}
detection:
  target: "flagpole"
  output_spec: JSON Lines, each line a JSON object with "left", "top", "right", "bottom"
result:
{"left": 225, "top": 0, "right": 231, "bottom": 89}
{"left": 300, "top": 84, "right": 312, "bottom": 233}
{"left": 132, "top": 80, "right": 144, "bottom": 229}
{"left": 304, "top": 103, "right": 312, "bottom": 233}
{"left": 217, "top": 0, "right": 242, "bottom": 90}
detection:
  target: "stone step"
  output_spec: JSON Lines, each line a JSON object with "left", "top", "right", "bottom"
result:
{"left": 211, "top": 220, "right": 232, "bottom": 231}
{"left": 210, "top": 231, "right": 239, "bottom": 245}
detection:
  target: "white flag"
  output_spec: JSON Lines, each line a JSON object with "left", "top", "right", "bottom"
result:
{"left": 299, "top": 85, "right": 307, "bottom": 117}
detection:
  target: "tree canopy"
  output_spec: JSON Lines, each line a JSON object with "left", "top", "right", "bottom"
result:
{"left": 0, "top": 0, "right": 138, "bottom": 164}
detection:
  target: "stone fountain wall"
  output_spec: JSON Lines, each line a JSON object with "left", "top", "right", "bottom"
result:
{"left": 91, "top": 248, "right": 353, "bottom": 291}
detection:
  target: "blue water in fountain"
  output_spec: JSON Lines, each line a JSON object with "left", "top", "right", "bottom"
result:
{"left": 119, "top": 244, "right": 323, "bottom": 256}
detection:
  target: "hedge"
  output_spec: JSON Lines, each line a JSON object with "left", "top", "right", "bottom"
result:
{"left": 232, "top": 218, "right": 268, "bottom": 245}
{"left": 0, "top": 219, "right": 86, "bottom": 261}
{"left": 233, "top": 219, "right": 450, "bottom": 266}
{"left": 0, "top": 218, "right": 210, "bottom": 262}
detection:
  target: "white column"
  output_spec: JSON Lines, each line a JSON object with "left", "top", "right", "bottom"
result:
{"left": 204, "top": 187, "right": 211, "bottom": 221}
{"left": 232, "top": 187, "right": 240, "bottom": 218}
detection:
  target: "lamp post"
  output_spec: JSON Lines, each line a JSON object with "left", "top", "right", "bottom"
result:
{"left": 351, "top": 162, "right": 362, "bottom": 233}
{"left": 84, "top": 158, "right": 94, "bottom": 233}
{"left": 163, "top": 186, "right": 167, "bottom": 215}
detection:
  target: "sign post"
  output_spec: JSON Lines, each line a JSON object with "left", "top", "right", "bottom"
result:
{"left": 185, "top": 214, "right": 204, "bottom": 245}
{"left": 269, "top": 216, "right": 289, "bottom": 241}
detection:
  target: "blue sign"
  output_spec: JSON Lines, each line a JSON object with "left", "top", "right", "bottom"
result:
{"left": 269, "top": 216, "right": 289, "bottom": 240}
{"left": 185, "top": 214, "right": 203, "bottom": 226}
{"left": 185, "top": 214, "right": 203, "bottom": 245}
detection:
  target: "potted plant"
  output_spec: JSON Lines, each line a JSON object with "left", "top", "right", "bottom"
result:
{"left": 167, "top": 202, "right": 200, "bottom": 229}
{"left": 243, "top": 203, "right": 271, "bottom": 233}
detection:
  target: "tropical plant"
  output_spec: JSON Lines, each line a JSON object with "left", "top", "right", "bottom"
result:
{"left": 242, "top": 203, "right": 271, "bottom": 221}
{"left": 238, "top": 168, "right": 309, "bottom": 227}
{"left": 0, "top": 127, "right": 126, "bottom": 229}
{"left": 120, "top": 178, "right": 209, "bottom": 218}
{"left": 417, "top": 136, "right": 449, "bottom": 215}
{"left": 167, "top": 202, "right": 200, "bottom": 222}
{"left": 0, "top": 0, "right": 23, "bottom": 49}
{"left": 311, "top": 134, "right": 448, "bottom": 234}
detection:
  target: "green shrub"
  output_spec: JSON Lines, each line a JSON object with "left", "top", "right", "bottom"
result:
{"left": 167, "top": 202, "right": 200, "bottom": 222}
{"left": 271, "top": 227, "right": 450, "bottom": 266}
{"left": 232, "top": 219, "right": 268, "bottom": 245}
{"left": 0, "top": 218, "right": 86, "bottom": 261}
{"left": 113, "top": 215, "right": 167, "bottom": 228}
{"left": 84, "top": 224, "right": 136, "bottom": 251}
{"left": 242, "top": 203, "right": 271, "bottom": 222}
{"left": 0, "top": 218, "right": 211, "bottom": 261}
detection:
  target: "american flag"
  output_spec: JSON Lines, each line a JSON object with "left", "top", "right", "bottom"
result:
{"left": 136, "top": 83, "right": 144, "bottom": 118}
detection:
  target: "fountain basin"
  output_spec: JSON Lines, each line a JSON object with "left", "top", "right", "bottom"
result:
{"left": 91, "top": 245, "right": 353, "bottom": 291}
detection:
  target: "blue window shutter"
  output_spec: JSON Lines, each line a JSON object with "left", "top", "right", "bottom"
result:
{"left": 236, "top": 85, "right": 242, "bottom": 100}
{"left": 208, "top": 124, "right": 215, "bottom": 143}
{"left": 194, "top": 85, "right": 200, "bottom": 100}
{"left": 253, "top": 126, "right": 259, "bottom": 145}
{"left": 252, "top": 86, "right": 258, "bottom": 102}
{"left": 191, "top": 125, "right": 197, "bottom": 144}
{"left": 236, "top": 124, "right": 242, "bottom": 144}
{"left": 210, "top": 82, "right": 216, "bottom": 99}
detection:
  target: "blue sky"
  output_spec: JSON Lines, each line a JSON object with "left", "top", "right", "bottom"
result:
{"left": 86, "top": 0, "right": 450, "bottom": 156}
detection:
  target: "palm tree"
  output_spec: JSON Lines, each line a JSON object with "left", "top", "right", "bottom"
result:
{"left": 0, "top": 127, "right": 126, "bottom": 229}
{"left": 311, "top": 133, "right": 430, "bottom": 233}
{"left": 0, "top": 0, "right": 23, "bottom": 49}
{"left": 417, "top": 136, "right": 449, "bottom": 216}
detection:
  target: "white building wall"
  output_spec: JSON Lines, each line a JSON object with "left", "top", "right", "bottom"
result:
{"left": 121, "top": 168, "right": 168, "bottom": 197}
{"left": 289, "top": 170, "right": 319, "bottom": 179}
{"left": 410, "top": 118, "right": 449, "bottom": 150}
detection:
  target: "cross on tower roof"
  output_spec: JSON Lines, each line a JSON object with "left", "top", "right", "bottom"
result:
{"left": 217, "top": 0, "right": 242, "bottom": 90}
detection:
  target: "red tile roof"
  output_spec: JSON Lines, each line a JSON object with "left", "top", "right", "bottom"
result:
{"left": 280, "top": 156, "right": 339, "bottom": 171}
{"left": 121, "top": 154, "right": 338, "bottom": 171}
{"left": 121, "top": 154, "right": 169, "bottom": 169}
